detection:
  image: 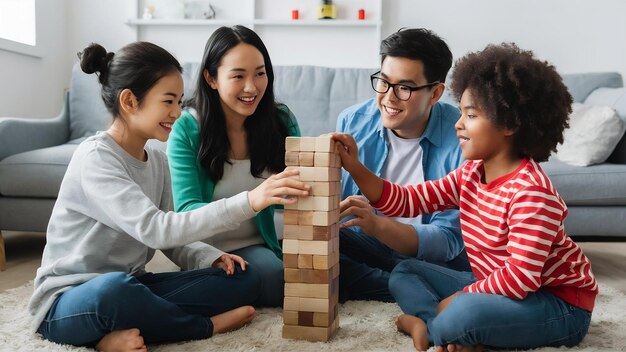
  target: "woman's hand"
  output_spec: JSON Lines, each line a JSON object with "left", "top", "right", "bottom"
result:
{"left": 248, "top": 168, "right": 310, "bottom": 212}
{"left": 212, "top": 253, "right": 248, "bottom": 275}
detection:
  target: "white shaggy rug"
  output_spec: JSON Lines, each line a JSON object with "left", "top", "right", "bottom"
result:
{"left": 1, "top": 282, "right": 624, "bottom": 352}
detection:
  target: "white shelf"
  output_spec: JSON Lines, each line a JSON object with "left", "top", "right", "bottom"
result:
{"left": 127, "top": 19, "right": 250, "bottom": 26}
{"left": 253, "top": 19, "right": 380, "bottom": 27}
{"left": 127, "top": 19, "right": 380, "bottom": 27}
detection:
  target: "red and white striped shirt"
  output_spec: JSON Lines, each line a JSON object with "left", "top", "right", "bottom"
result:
{"left": 372, "top": 159, "right": 598, "bottom": 311}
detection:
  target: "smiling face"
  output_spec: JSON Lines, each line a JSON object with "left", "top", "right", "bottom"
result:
{"left": 205, "top": 42, "right": 268, "bottom": 124}
{"left": 455, "top": 89, "right": 515, "bottom": 163}
{"left": 376, "top": 56, "right": 440, "bottom": 139}
{"left": 128, "top": 71, "right": 184, "bottom": 142}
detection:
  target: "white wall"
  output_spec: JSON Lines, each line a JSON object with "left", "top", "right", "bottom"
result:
{"left": 385, "top": 0, "right": 626, "bottom": 76}
{"left": 0, "top": 0, "right": 68, "bottom": 118}
{"left": 1, "top": 0, "right": 626, "bottom": 117}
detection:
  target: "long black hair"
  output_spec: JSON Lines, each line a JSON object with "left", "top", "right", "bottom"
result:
{"left": 186, "top": 25, "right": 289, "bottom": 182}
{"left": 79, "top": 41, "right": 182, "bottom": 118}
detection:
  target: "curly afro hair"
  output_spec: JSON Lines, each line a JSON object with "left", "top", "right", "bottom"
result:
{"left": 450, "top": 43, "right": 572, "bottom": 162}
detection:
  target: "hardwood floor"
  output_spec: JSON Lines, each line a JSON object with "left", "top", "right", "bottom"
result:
{"left": 1, "top": 231, "right": 625, "bottom": 294}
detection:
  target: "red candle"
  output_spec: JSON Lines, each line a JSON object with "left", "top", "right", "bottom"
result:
{"left": 292, "top": 9, "right": 299, "bottom": 20}
{"left": 358, "top": 9, "right": 365, "bottom": 20}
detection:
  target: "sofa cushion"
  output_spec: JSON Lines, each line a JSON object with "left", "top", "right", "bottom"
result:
{"left": 274, "top": 66, "right": 376, "bottom": 136}
{"left": 541, "top": 158, "right": 626, "bottom": 205}
{"left": 585, "top": 87, "right": 626, "bottom": 164}
{"left": 69, "top": 63, "right": 112, "bottom": 140}
{"left": 0, "top": 140, "right": 83, "bottom": 198}
{"left": 555, "top": 103, "right": 625, "bottom": 166}
{"left": 561, "top": 72, "right": 623, "bottom": 103}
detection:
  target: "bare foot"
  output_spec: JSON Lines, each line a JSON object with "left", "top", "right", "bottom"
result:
{"left": 96, "top": 328, "right": 147, "bottom": 352}
{"left": 395, "top": 314, "right": 429, "bottom": 351}
{"left": 444, "top": 343, "right": 484, "bottom": 352}
{"left": 211, "top": 305, "right": 256, "bottom": 334}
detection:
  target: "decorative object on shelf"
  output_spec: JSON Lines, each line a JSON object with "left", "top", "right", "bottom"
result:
{"left": 292, "top": 9, "right": 299, "bottom": 20}
{"left": 358, "top": 8, "right": 365, "bottom": 20}
{"left": 149, "top": 0, "right": 185, "bottom": 19}
{"left": 184, "top": 0, "right": 216, "bottom": 19}
{"left": 142, "top": 5, "right": 155, "bottom": 20}
{"left": 319, "top": 0, "right": 336, "bottom": 19}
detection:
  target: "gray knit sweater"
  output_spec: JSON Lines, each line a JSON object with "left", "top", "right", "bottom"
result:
{"left": 28, "top": 132, "right": 256, "bottom": 331}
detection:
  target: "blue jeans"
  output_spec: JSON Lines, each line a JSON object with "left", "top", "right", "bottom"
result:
{"left": 38, "top": 267, "right": 260, "bottom": 347}
{"left": 389, "top": 259, "right": 592, "bottom": 349}
{"left": 338, "top": 228, "right": 471, "bottom": 303}
{"left": 231, "top": 244, "right": 284, "bottom": 307}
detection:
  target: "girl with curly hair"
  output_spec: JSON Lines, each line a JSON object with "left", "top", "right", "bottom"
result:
{"left": 331, "top": 43, "right": 597, "bottom": 351}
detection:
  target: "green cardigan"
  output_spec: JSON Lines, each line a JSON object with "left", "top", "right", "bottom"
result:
{"left": 167, "top": 104, "right": 301, "bottom": 259}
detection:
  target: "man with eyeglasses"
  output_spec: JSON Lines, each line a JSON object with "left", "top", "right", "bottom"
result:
{"left": 336, "top": 28, "right": 470, "bottom": 303}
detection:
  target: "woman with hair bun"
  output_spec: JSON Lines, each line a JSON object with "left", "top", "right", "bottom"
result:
{"left": 28, "top": 41, "right": 309, "bottom": 351}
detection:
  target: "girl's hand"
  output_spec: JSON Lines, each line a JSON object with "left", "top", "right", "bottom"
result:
{"left": 212, "top": 253, "right": 248, "bottom": 275}
{"left": 329, "top": 133, "right": 361, "bottom": 174}
{"left": 248, "top": 168, "right": 310, "bottom": 212}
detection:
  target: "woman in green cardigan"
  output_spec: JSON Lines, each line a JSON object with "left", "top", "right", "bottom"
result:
{"left": 167, "top": 25, "right": 300, "bottom": 307}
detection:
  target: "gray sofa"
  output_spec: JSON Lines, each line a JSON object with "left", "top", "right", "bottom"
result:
{"left": 1, "top": 63, "right": 625, "bottom": 270}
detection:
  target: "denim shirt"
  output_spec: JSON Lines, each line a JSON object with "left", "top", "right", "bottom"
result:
{"left": 336, "top": 98, "right": 465, "bottom": 262}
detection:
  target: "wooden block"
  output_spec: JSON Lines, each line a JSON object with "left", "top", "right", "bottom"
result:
{"left": 283, "top": 224, "right": 300, "bottom": 240}
{"left": 283, "top": 310, "right": 299, "bottom": 326}
{"left": 285, "top": 137, "right": 300, "bottom": 152}
{"left": 283, "top": 239, "right": 336, "bottom": 256}
{"left": 282, "top": 239, "right": 299, "bottom": 254}
{"left": 310, "top": 181, "right": 341, "bottom": 196}
{"left": 312, "top": 223, "right": 339, "bottom": 241}
{"left": 296, "top": 196, "right": 314, "bottom": 211}
{"left": 299, "top": 137, "right": 317, "bottom": 151}
{"left": 312, "top": 196, "right": 336, "bottom": 211}
{"left": 296, "top": 167, "right": 341, "bottom": 182}
{"left": 298, "top": 254, "right": 313, "bottom": 269}
{"left": 313, "top": 303, "right": 339, "bottom": 327}
{"left": 313, "top": 251, "right": 340, "bottom": 270}
{"left": 297, "top": 211, "right": 313, "bottom": 225}
{"left": 311, "top": 209, "right": 340, "bottom": 226}
{"left": 282, "top": 318, "right": 339, "bottom": 342}
{"left": 314, "top": 152, "right": 341, "bottom": 168}
{"left": 284, "top": 224, "right": 317, "bottom": 240}
{"left": 285, "top": 151, "right": 299, "bottom": 166}
{"left": 284, "top": 253, "right": 298, "bottom": 268}
{"left": 285, "top": 282, "right": 331, "bottom": 298}
{"left": 315, "top": 136, "right": 335, "bottom": 153}
{"left": 284, "top": 264, "right": 340, "bottom": 284}
{"left": 298, "top": 311, "right": 315, "bottom": 326}
{"left": 284, "top": 210, "right": 299, "bottom": 225}
{"left": 299, "top": 152, "right": 314, "bottom": 167}
{"left": 283, "top": 296, "right": 333, "bottom": 313}
{"left": 284, "top": 268, "right": 301, "bottom": 282}
{"left": 284, "top": 201, "right": 298, "bottom": 210}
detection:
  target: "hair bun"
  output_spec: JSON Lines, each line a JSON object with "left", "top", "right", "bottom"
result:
{"left": 78, "top": 43, "right": 114, "bottom": 77}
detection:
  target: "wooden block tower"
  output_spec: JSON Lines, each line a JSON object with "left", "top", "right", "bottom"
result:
{"left": 282, "top": 136, "right": 341, "bottom": 342}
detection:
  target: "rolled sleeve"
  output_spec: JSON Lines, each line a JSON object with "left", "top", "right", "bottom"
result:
{"left": 414, "top": 223, "right": 449, "bottom": 262}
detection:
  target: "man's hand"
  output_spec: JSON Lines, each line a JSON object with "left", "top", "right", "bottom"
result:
{"left": 339, "top": 195, "right": 382, "bottom": 236}
{"left": 212, "top": 253, "right": 248, "bottom": 275}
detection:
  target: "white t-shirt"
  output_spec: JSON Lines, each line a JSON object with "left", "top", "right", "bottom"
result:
{"left": 208, "top": 159, "right": 269, "bottom": 252}
{"left": 380, "top": 128, "right": 424, "bottom": 225}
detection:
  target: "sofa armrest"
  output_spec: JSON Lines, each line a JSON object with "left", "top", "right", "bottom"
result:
{"left": 0, "top": 92, "right": 70, "bottom": 161}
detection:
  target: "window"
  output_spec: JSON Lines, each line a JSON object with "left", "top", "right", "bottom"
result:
{"left": 0, "top": 0, "right": 39, "bottom": 57}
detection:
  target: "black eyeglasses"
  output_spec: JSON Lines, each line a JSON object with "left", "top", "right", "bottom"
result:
{"left": 370, "top": 71, "right": 440, "bottom": 101}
